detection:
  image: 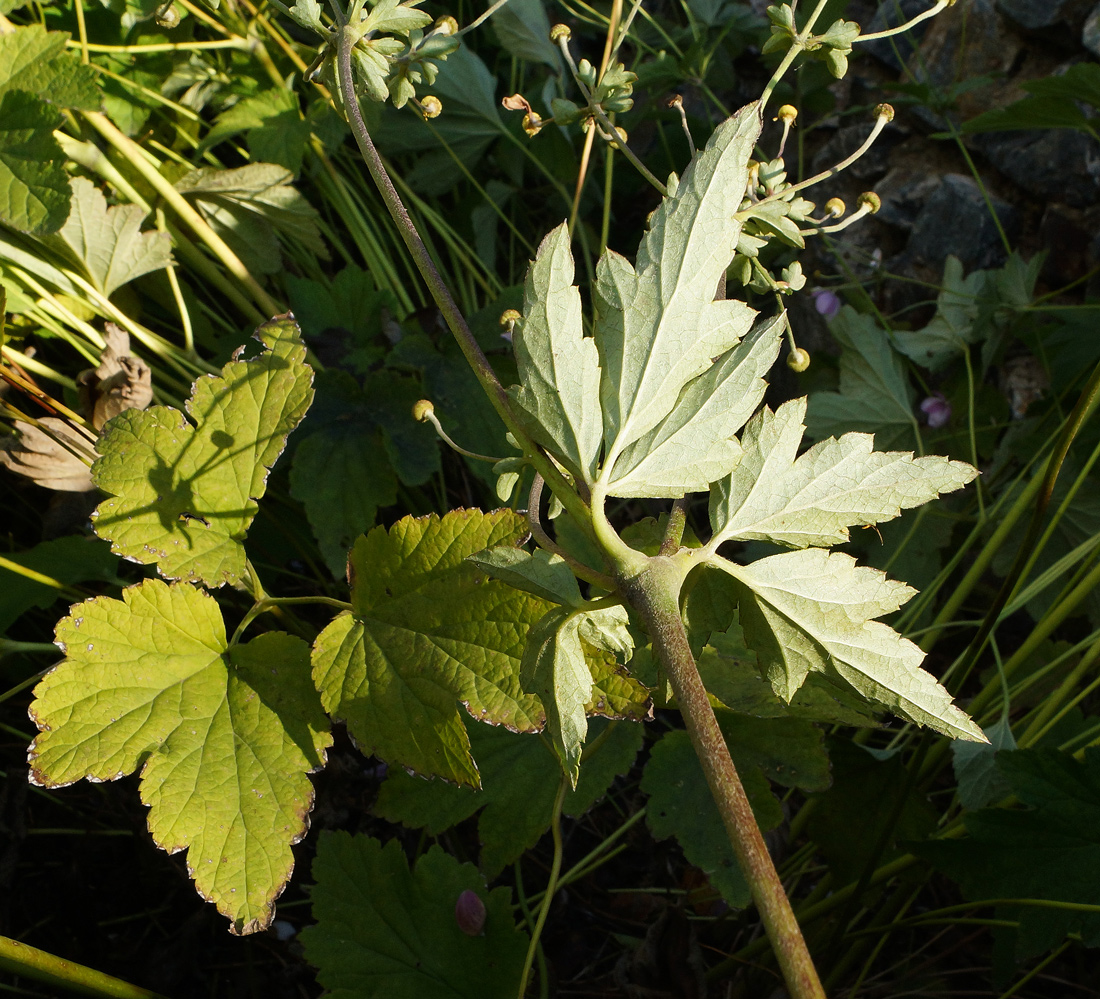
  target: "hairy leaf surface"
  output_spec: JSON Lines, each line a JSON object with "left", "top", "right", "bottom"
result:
{"left": 301, "top": 833, "right": 528, "bottom": 998}
{"left": 91, "top": 316, "right": 313, "bottom": 585}
{"left": 311, "top": 510, "right": 548, "bottom": 787}
{"left": 712, "top": 550, "right": 985, "bottom": 741}
{"left": 596, "top": 102, "right": 762, "bottom": 465}
{"left": 28, "top": 579, "right": 331, "bottom": 934}
{"left": 710, "top": 397, "right": 977, "bottom": 547}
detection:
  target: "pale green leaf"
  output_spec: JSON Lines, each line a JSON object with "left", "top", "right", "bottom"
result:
{"left": 596, "top": 103, "right": 763, "bottom": 462}
{"left": 47, "top": 178, "right": 172, "bottom": 296}
{"left": 311, "top": 510, "right": 548, "bottom": 788}
{"left": 91, "top": 316, "right": 314, "bottom": 586}
{"left": 710, "top": 396, "right": 977, "bottom": 547}
{"left": 28, "top": 579, "right": 331, "bottom": 934}
{"left": 805, "top": 306, "right": 917, "bottom": 449}
{"left": 520, "top": 607, "right": 593, "bottom": 786}
{"left": 0, "top": 25, "right": 100, "bottom": 111}
{"left": 711, "top": 549, "right": 986, "bottom": 741}
{"left": 607, "top": 313, "right": 784, "bottom": 497}
{"left": 467, "top": 545, "right": 583, "bottom": 606}
{"left": 509, "top": 223, "right": 603, "bottom": 483}
{"left": 0, "top": 90, "right": 70, "bottom": 235}
{"left": 362, "top": 0, "right": 432, "bottom": 33}
{"left": 375, "top": 717, "right": 644, "bottom": 876}
{"left": 301, "top": 833, "right": 528, "bottom": 998}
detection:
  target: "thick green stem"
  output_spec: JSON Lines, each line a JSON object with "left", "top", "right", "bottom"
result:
{"left": 621, "top": 557, "right": 825, "bottom": 999}
{"left": 0, "top": 936, "right": 168, "bottom": 999}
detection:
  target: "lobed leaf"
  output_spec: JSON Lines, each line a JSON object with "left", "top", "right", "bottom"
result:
{"left": 711, "top": 550, "right": 986, "bottom": 741}
{"left": 595, "top": 102, "right": 763, "bottom": 466}
{"left": 310, "top": 510, "right": 548, "bottom": 788}
{"left": 710, "top": 397, "right": 977, "bottom": 548}
{"left": 91, "top": 315, "right": 314, "bottom": 586}
{"left": 301, "top": 833, "right": 528, "bottom": 998}
{"left": 0, "top": 89, "right": 70, "bottom": 235}
{"left": 0, "top": 24, "right": 100, "bottom": 111}
{"left": 28, "top": 579, "right": 331, "bottom": 934}
{"left": 47, "top": 178, "right": 172, "bottom": 296}
{"left": 508, "top": 223, "right": 603, "bottom": 484}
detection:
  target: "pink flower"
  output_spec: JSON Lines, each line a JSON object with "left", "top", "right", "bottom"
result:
{"left": 455, "top": 889, "right": 486, "bottom": 936}
{"left": 811, "top": 288, "right": 841, "bottom": 319}
{"left": 920, "top": 393, "right": 951, "bottom": 429}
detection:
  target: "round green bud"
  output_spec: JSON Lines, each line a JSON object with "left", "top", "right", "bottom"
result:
{"left": 858, "top": 191, "right": 882, "bottom": 213}
{"left": 420, "top": 96, "right": 442, "bottom": 118}
{"left": 787, "top": 348, "right": 811, "bottom": 372}
{"left": 500, "top": 309, "right": 522, "bottom": 326}
{"left": 550, "top": 23, "right": 571, "bottom": 41}
{"left": 875, "top": 102, "right": 895, "bottom": 122}
{"left": 413, "top": 399, "right": 435, "bottom": 422}
{"left": 776, "top": 104, "right": 798, "bottom": 123}
{"left": 433, "top": 15, "right": 458, "bottom": 35}
{"left": 825, "top": 197, "right": 846, "bottom": 217}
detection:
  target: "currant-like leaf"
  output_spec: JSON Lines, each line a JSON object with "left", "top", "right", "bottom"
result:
{"left": 90, "top": 315, "right": 313, "bottom": 586}
{"left": 467, "top": 545, "right": 584, "bottom": 606}
{"left": 710, "top": 549, "right": 986, "bottom": 741}
{"left": 596, "top": 102, "right": 762, "bottom": 467}
{"left": 709, "top": 396, "right": 977, "bottom": 548}
{"left": 27, "top": 579, "right": 331, "bottom": 934}
{"left": 310, "top": 510, "right": 548, "bottom": 788}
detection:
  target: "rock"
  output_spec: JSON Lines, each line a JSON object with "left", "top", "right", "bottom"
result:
{"left": 810, "top": 121, "right": 901, "bottom": 181}
{"left": 1083, "top": 2, "right": 1100, "bottom": 56}
{"left": 1038, "top": 203, "right": 1094, "bottom": 284}
{"left": 996, "top": 0, "right": 1093, "bottom": 30}
{"left": 860, "top": 0, "right": 933, "bottom": 71}
{"left": 901, "top": 173, "right": 1019, "bottom": 272}
{"left": 874, "top": 167, "right": 943, "bottom": 230}
{"left": 971, "top": 127, "right": 1100, "bottom": 209}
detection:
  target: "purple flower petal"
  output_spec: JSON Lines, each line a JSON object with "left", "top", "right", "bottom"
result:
{"left": 920, "top": 393, "right": 951, "bottom": 429}
{"left": 811, "top": 288, "right": 841, "bottom": 319}
{"left": 455, "top": 889, "right": 486, "bottom": 936}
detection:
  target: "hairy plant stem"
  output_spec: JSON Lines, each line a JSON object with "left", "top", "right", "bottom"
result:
{"left": 331, "top": 21, "right": 591, "bottom": 534}
{"left": 621, "top": 556, "right": 826, "bottom": 999}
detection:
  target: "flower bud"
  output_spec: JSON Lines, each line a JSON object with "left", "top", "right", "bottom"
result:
{"left": 811, "top": 288, "right": 841, "bottom": 319}
{"left": 550, "top": 23, "right": 571, "bottom": 41}
{"left": 824, "top": 197, "right": 846, "bottom": 217}
{"left": 775, "top": 104, "right": 798, "bottom": 123}
{"left": 433, "top": 15, "right": 458, "bottom": 35}
{"left": 669, "top": 94, "right": 683, "bottom": 109}
{"left": 874, "top": 102, "right": 895, "bottom": 122}
{"left": 920, "top": 393, "right": 951, "bottom": 428}
{"left": 522, "top": 112, "right": 545, "bottom": 137}
{"left": 412, "top": 399, "right": 435, "bottom": 422}
{"left": 156, "top": 3, "right": 180, "bottom": 28}
{"left": 500, "top": 309, "right": 522, "bottom": 326}
{"left": 613, "top": 126, "right": 628, "bottom": 145}
{"left": 455, "top": 889, "right": 486, "bottom": 936}
{"left": 420, "top": 96, "right": 442, "bottom": 119}
{"left": 787, "top": 348, "right": 811, "bottom": 372}
{"left": 858, "top": 191, "right": 882, "bottom": 213}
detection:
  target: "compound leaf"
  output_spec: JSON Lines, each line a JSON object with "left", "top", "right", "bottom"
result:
{"left": 710, "top": 397, "right": 977, "bottom": 548}
{"left": 49, "top": 177, "right": 172, "bottom": 296}
{"left": 596, "top": 102, "right": 762, "bottom": 462}
{"left": 376, "top": 717, "right": 643, "bottom": 876}
{"left": 606, "top": 313, "right": 784, "bottom": 498}
{"left": 508, "top": 223, "right": 603, "bottom": 484}
{"left": 301, "top": 833, "right": 528, "bottom": 998}
{"left": 91, "top": 315, "right": 314, "bottom": 586}
{"left": 311, "top": 510, "right": 548, "bottom": 788}
{"left": 27, "top": 579, "right": 331, "bottom": 934}
{"left": 711, "top": 550, "right": 985, "bottom": 741}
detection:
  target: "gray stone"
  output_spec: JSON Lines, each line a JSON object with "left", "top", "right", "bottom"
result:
{"left": 873, "top": 168, "right": 942, "bottom": 230}
{"left": 997, "top": 0, "right": 1093, "bottom": 30}
{"left": 1083, "top": 2, "right": 1100, "bottom": 56}
{"left": 861, "top": 0, "right": 932, "bottom": 71}
{"left": 971, "top": 128, "right": 1100, "bottom": 209}
{"left": 903, "top": 174, "right": 1019, "bottom": 271}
